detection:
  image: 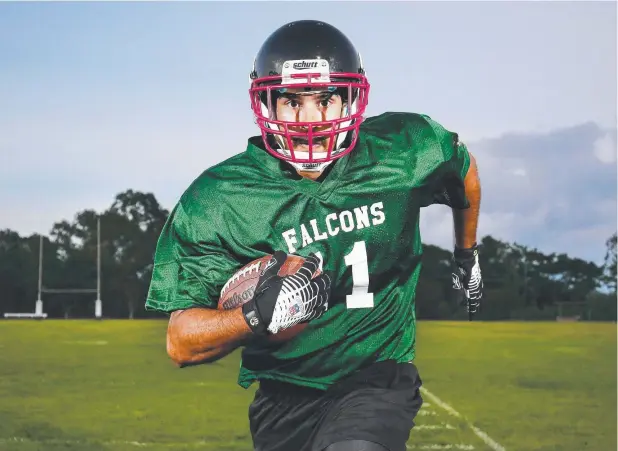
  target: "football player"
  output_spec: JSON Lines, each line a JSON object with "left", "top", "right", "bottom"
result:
{"left": 145, "top": 20, "right": 483, "bottom": 451}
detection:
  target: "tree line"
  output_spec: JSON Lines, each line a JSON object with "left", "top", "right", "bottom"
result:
{"left": 0, "top": 190, "right": 615, "bottom": 321}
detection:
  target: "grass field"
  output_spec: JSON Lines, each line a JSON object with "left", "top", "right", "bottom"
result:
{"left": 0, "top": 320, "right": 615, "bottom": 451}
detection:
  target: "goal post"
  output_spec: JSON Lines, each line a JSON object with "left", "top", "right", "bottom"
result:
{"left": 4, "top": 218, "right": 103, "bottom": 319}
{"left": 556, "top": 301, "right": 592, "bottom": 321}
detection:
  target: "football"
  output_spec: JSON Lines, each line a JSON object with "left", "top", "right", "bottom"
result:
{"left": 218, "top": 253, "right": 320, "bottom": 342}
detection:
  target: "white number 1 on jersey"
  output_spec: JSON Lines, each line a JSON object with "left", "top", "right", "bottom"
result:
{"left": 315, "top": 240, "right": 375, "bottom": 309}
{"left": 344, "top": 241, "right": 375, "bottom": 308}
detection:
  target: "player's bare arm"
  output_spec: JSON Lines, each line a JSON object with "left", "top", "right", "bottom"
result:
{"left": 167, "top": 307, "right": 252, "bottom": 367}
{"left": 166, "top": 252, "right": 331, "bottom": 367}
{"left": 451, "top": 151, "right": 484, "bottom": 312}
{"left": 453, "top": 152, "right": 481, "bottom": 249}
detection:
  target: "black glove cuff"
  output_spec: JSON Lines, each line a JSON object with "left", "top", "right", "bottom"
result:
{"left": 242, "top": 300, "right": 267, "bottom": 335}
{"left": 454, "top": 243, "right": 479, "bottom": 261}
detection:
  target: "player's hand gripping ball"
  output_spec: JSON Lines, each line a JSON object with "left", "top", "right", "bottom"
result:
{"left": 218, "top": 251, "right": 329, "bottom": 342}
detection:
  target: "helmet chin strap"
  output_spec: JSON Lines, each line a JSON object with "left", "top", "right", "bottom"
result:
{"left": 289, "top": 160, "right": 334, "bottom": 175}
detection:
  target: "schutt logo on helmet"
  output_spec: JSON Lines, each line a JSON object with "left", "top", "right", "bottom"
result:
{"left": 292, "top": 61, "right": 319, "bottom": 70}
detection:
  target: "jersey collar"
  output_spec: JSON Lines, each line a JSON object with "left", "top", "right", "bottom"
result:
{"left": 245, "top": 136, "right": 354, "bottom": 199}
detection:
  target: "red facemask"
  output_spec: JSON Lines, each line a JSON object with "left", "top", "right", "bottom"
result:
{"left": 249, "top": 59, "right": 370, "bottom": 166}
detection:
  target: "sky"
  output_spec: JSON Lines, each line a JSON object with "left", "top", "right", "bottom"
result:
{"left": 0, "top": 1, "right": 616, "bottom": 264}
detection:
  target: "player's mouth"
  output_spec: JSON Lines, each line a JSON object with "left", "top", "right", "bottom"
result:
{"left": 291, "top": 137, "right": 328, "bottom": 150}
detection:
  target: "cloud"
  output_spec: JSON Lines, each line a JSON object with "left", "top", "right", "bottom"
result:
{"left": 420, "top": 122, "right": 617, "bottom": 264}
{"left": 593, "top": 131, "right": 617, "bottom": 164}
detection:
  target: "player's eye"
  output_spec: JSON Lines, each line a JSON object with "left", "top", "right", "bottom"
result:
{"left": 286, "top": 99, "right": 299, "bottom": 108}
{"left": 319, "top": 95, "right": 336, "bottom": 108}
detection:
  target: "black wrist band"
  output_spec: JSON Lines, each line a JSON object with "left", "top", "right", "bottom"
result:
{"left": 242, "top": 301, "right": 267, "bottom": 335}
{"left": 454, "top": 243, "right": 478, "bottom": 260}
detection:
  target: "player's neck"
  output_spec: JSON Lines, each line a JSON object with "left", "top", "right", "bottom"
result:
{"left": 297, "top": 171, "right": 322, "bottom": 181}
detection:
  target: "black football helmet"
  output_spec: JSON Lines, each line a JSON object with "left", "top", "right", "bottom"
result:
{"left": 249, "top": 20, "right": 370, "bottom": 172}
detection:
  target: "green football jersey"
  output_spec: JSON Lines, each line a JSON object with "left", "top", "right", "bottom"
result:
{"left": 145, "top": 112, "right": 470, "bottom": 391}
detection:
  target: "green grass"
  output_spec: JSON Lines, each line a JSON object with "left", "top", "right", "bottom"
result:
{"left": 0, "top": 320, "right": 615, "bottom": 451}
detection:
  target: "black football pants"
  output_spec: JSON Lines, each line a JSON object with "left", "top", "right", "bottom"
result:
{"left": 248, "top": 360, "right": 423, "bottom": 451}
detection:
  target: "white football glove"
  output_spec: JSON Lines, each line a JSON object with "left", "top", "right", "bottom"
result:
{"left": 452, "top": 244, "right": 484, "bottom": 317}
{"left": 242, "top": 251, "right": 331, "bottom": 335}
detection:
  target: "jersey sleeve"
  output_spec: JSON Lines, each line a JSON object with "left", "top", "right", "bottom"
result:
{"left": 417, "top": 115, "right": 471, "bottom": 209}
{"left": 144, "top": 199, "right": 239, "bottom": 314}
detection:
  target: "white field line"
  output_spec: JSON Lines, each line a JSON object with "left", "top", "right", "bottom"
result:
{"left": 416, "top": 423, "right": 456, "bottom": 430}
{"left": 420, "top": 387, "right": 506, "bottom": 451}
